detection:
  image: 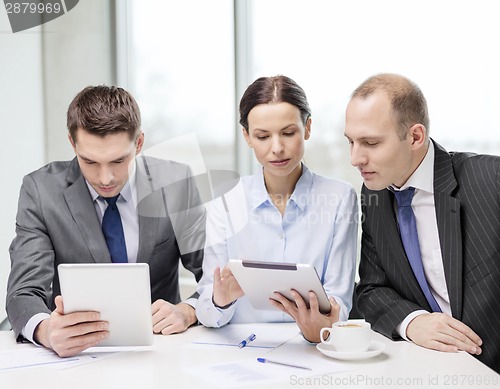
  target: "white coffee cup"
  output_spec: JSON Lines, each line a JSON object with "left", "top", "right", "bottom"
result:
{"left": 320, "top": 319, "right": 371, "bottom": 352}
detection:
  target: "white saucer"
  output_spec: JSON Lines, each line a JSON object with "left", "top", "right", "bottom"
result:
{"left": 316, "top": 340, "right": 385, "bottom": 361}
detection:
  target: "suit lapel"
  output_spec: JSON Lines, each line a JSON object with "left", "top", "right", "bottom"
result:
{"left": 135, "top": 156, "right": 159, "bottom": 264}
{"left": 433, "top": 141, "right": 463, "bottom": 320}
{"left": 434, "top": 191, "right": 462, "bottom": 319}
{"left": 63, "top": 158, "right": 111, "bottom": 263}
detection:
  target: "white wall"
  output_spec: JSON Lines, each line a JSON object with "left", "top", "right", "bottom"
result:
{"left": 0, "top": 13, "right": 45, "bottom": 321}
{"left": 0, "top": 0, "right": 114, "bottom": 323}
{"left": 42, "top": 0, "right": 114, "bottom": 162}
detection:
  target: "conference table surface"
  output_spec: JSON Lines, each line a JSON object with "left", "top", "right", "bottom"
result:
{"left": 1, "top": 322, "right": 498, "bottom": 389}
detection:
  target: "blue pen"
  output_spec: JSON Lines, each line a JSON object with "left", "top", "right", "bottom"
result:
{"left": 257, "top": 358, "right": 311, "bottom": 370}
{"left": 238, "top": 333, "right": 256, "bottom": 348}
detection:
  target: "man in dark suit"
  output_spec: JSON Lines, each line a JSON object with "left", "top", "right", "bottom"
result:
{"left": 6, "top": 86, "right": 205, "bottom": 357}
{"left": 344, "top": 73, "right": 500, "bottom": 373}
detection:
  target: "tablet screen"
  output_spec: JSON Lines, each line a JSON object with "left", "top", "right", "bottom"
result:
{"left": 58, "top": 263, "right": 154, "bottom": 346}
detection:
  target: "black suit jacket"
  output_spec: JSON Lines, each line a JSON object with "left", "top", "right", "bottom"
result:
{"left": 7, "top": 156, "right": 206, "bottom": 340}
{"left": 357, "top": 140, "right": 500, "bottom": 373}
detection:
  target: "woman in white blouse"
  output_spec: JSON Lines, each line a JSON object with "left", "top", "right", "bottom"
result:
{"left": 196, "top": 75, "right": 358, "bottom": 342}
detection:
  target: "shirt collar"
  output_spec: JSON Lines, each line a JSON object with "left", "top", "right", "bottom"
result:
{"left": 248, "top": 164, "right": 313, "bottom": 211}
{"left": 390, "top": 141, "right": 435, "bottom": 194}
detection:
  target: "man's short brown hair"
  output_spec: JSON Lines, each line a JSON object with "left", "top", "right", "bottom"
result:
{"left": 67, "top": 85, "right": 141, "bottom": 142}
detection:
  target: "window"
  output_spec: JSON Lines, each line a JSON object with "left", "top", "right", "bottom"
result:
{"left": 127, "top": 0, "right": 235, "bottom": 172}
{"left": 248, "top": 0, "right": 500, "bottom": 186}
{"left": 127, "top": 0, "right": 499, "bottom": 188}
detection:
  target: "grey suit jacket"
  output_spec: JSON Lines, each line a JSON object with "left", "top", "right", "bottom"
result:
{"left": 357, "top": 140, "right": 500, "bottom": 373}
{"left": 6, "top": 156, "right": 206, "bottom": 340}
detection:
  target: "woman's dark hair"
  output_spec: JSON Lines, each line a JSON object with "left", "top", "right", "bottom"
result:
{"left": 239, "top": 75, "right": 311, "bottom": 132}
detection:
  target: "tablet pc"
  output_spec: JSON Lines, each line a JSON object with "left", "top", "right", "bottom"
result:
{"left": 227, "top": 260, "right": 331, "bottom": 314}
{"left": 58, "top": 263, "right": 154, "bottom": 346}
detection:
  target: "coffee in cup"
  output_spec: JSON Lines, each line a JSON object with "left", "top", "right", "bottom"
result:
{"left": 320, "top": 319, "right": 371, "bottom": 352}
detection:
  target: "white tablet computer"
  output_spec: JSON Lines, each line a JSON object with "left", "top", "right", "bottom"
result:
{"left": 58, "top": 263, "right": 153, "bottom": 347}
{"left": 227, "top": 260, "right": 331, "bottom": 314}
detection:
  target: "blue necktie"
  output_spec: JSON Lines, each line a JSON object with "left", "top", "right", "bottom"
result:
{"left": 101, "top": 195, "right": 128, "bottom": 263}
{"left": 394, "top": 187, "right": 442, "bottom": 312}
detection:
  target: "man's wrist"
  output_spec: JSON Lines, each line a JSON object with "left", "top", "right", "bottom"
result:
{"left": 177, "top": 303, "right": 198, "bottom": 327}
{"left": 397, "top": 310, "right": 429, "bottom": 341}
{"left": 33, "top": 319, "right": 50, "bottom": 348}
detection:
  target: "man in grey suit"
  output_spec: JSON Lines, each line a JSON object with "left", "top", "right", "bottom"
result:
{"left": 6, "top": 86, "right": 205, "bottom": 357}
{"left": 344, "top": 73, "right": 500, "bottom": 373}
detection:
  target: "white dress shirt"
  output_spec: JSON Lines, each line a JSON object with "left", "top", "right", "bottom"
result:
{"left": 196, "top": 164, "right": 358, "bottom": 328}
{"left": 394, "top": 142, "right": 452, "bottom": 340}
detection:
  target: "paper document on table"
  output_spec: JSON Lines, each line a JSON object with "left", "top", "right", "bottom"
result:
{"left": 263, "top": 334, "right": 354, "bottom": 374}
{"left": 185, "top": 360, "right": 277, "bottom": 388}
{"left": 191, "top": 323, "right": 300, "bottom": 349}
{"left": 0, "top": 347, "right": 124, "bottom": 372}
{"left": 185, "top": 336, "right": 354, "bottom": 388}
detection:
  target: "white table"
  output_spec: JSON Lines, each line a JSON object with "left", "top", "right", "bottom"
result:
{"left": 0, "top": 323, "right": 498, "bottom": 389}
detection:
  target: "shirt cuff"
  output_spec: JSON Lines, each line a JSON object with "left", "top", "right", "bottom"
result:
{"left": 212, "top": 294, "right": 236, "bottom": 310}
{"left": 196, "top": 294, "right": 236, "bottom": 328}
{"left": 396, "top": 310, "right": 429, "bottom": 341}
{"left": 182, "top": 298, "right": 197, "bottom": 309}
{"left": 22, "top": 313, "right": 50, "bottom": 345}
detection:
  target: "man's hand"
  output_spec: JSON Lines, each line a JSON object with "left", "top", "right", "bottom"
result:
{"left": 406, "top": 312, "right": 482, "bottom": 355}
{"left": 269, "top": 290, "right": 340, "bottom": 343}
{"left": 34, "top": 295, "right": 109, "bottom": 357}
{"left": 151, "top": 300, "right": 197, "bottom": 335}
{"left": 212, "top": 266, "right": 244, "bottom": 308}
